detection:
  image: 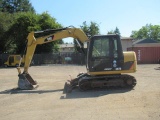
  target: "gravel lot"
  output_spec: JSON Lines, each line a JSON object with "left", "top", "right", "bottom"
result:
{"left": 0, "top": 64, "right": 160, "bottom": 120}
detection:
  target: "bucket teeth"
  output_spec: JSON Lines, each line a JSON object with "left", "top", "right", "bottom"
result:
{"left": 18, "top": 73, "right": 38, "bottom": 90}
{"left": 63, "top": 82, "right": 73, "bottom": 94}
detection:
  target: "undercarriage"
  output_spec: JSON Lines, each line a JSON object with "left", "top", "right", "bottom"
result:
{"left": 63, "top": 73, "right": 137, "bottom": 93}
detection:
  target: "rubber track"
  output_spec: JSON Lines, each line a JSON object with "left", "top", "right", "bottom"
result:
{"left": 78, "top": 74, "right": 137, "bottom": 91}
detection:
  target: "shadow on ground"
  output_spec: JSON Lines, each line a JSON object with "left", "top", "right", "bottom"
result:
{"left": 0, "top": 87, "right": 134, "bottom": 99}
{"left": 154, "top": 67, "right": 160, "bottom": 70}
{"left": 0, "top": 88, "right": 63, "bottom": 94}
{"left": 61, "top": 87, "right": 134, "bottom": 99}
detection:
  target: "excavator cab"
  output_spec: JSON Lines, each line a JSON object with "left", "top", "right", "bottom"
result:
{"left": 87, "top": 35, "right": 124, "bottom": 74}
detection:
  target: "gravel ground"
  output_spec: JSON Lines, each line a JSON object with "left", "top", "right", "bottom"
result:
{"left": 0, "top": 64, "right": 160, "bottom": 120}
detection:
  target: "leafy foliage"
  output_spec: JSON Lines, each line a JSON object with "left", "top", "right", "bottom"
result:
{"left": 0, "top": 12, "right": 63, "bottom": 54}
{"left": 107, "top": 27, "right": 121, "bottom": 35}
{"left": 35, "top": 12, "right": 63, "bottom": 54}
{"left": 0, "top": 0, "right": 35, "bottom": 13}
{"left": 7, "top": 12, "right": 39, "bottom": 54}
{"left": 0, "top": 0, "right": 36, "bottom": 53}
{"left": 80, "top": 21, "right": 100, "bottom": 36}
{"left": 114, "top": 27, "right": 121, "bottom": 35}
{"left": 131, "top": 24, "right": 160, "bottom": 41}
{"left": 107, "top": 30, "right": 114, "bottom": 34}
{"left": 0, "top": 12, "right": 18, "bottom": 53}
{"left": 74, "top": 21, "right": 100, "bottom": 53}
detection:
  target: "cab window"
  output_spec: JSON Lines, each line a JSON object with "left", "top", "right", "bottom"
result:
{"left": 92, "top": 37, "right": 110, "bottom": 58}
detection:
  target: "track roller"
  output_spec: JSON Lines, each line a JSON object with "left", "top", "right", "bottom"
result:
{"left": 78, "top": 78, "right": 91, "bottom": 91}
{"left": 123, "top": 75, "right": 137, "bottom": 88}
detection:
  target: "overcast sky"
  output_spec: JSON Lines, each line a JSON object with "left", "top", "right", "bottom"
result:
{"left": 30, "top": 0, "right": 160, "bottom": 42}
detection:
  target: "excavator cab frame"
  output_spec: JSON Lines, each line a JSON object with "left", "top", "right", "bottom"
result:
{"left": 87, "top": 34, "right": 124, "bottom": 73}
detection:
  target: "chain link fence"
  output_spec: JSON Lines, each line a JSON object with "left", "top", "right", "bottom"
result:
{"left": 0, "top": 54, "right": 9, "bottom": 67}
{"left": 0, "top": 52, "right": 86, "bottom": 67}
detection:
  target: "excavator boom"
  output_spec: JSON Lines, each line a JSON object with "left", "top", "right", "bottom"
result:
{"left": 17, "top": 27, "right": 88, "bottom": 89}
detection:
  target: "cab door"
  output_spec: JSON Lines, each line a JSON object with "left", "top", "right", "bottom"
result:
{"left": 87, "top": 35, "right": 124, "bottom": 72}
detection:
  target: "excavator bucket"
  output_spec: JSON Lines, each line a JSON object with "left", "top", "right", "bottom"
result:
{"left": 18, "top": 73, "right": 38, "bottom": 90}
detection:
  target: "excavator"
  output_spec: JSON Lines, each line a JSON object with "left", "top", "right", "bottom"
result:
{"left": 17, "top": 26, "right": 137, "bottom": 93}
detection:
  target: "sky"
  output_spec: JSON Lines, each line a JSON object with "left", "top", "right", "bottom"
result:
{"left": 30, "top": 0, "right": 160, "bottom": 43}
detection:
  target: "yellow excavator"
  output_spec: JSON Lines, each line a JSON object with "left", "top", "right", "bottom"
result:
{"left": 17, "top": 26, "right": 137, "bottom": 93}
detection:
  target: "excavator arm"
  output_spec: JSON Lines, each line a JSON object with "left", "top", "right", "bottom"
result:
{"left": 17, "top": 27, "right": 88, "bottom": 89}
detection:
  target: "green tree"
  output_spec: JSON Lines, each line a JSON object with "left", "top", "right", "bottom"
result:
{"left": 0, "top": 0, "right": 35, "bottom": 53}
{"left": 35, "top": 12, "right": 63, "bottom": 54}
{"left": 107, "top": 27, "right": 121, "bottom": 35}
{"left": 80, "top": 21, "right": 100, "bottom": 36}
{"left": 74, "top": 21, "right": 100, "bottom": 53}
{"left": 0, "top": 12, "right": 18, "bottom": 53}
{"left": 4, "top": 12, "right": 62, "bottom": 54}
{"left": 149, "top": 25, "right": 160, "bottom": 40}
{"left": 114, "top": 27, "right": 121, "bottom": 35}
{"left": 89, "top": 21, "right": 100, "bottom": 36}
{"left": 107, "top": 30, "right": 114, "bottom": 34}
{"left": 80, "top": 21, "right": 89, "bottom": 36}
{"left": 131, "top": 24, "right": 160, "bottom": 41}
{"left": 0, "top": 0, "right": 35, "bottom": 13}
{"left": 6, "top": 12, "right": 39, "bottom": 54}
{"left": 0, "top": 0, "right": 2, "bottom": 11}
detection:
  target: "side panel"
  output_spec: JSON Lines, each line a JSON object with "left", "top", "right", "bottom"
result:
{"left": 122, "top": 51, "right": 137, "bottom": 71}
{"left": 88, "top": 51, "right": 137, "bottom": 75}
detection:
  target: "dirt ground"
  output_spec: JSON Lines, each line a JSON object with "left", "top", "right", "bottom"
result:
{"left": 0, "top": 64, "right": 160, "bottom": 120}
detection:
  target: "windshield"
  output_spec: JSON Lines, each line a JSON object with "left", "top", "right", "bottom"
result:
{"left": 91, "top": 36, "right": 119, "bottom": 59}
{"left": 92, "top": 37, "right": 110, "bottom": 58}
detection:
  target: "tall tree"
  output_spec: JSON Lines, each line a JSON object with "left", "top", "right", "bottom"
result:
{"left": 35, "top": 12, "right": 63, "bottom": 54}
{"left": 4, "top": 12, "right": 62, "bottom": 54}
{"left": 0, "top": 0, "right": 35, "bottom": 52}
{"left": 114, "top": 27, "right": 121, "bottom": 35}
{"left": 0, "top": 12, "right": 18, "bottom": 53}
{"left": 5, "top": 12, "right": 39, "bottom": 54}
{"left": 0, "top": 0, "right": 2, "bottom": 11}
{"left": 74, "top": 21, "right": 100, "bottom": 52}
{"left": 80, "top": 21, "right": 100, "bottom": 36}
{"left": 0, "top": 0, "right": 35, "bottom": 13}
{"left": 107, "top": 30, "right": 114, "bottom": 34}
{"left": 131, "top": 24, "right": 160, "bottom": 41}
{"left": 107, "top": 27, "right": 121, "bottom": 35}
